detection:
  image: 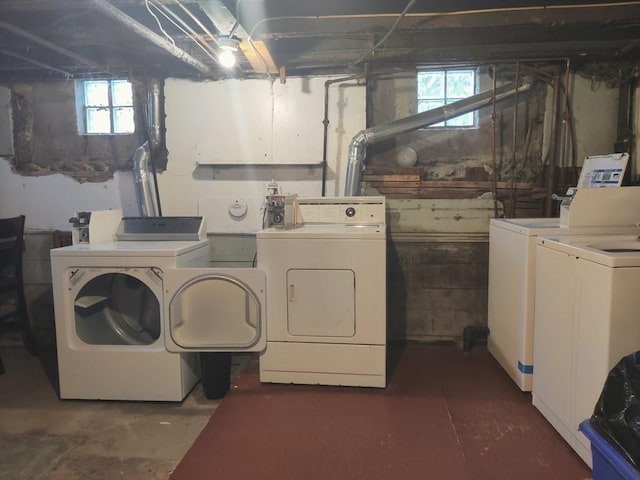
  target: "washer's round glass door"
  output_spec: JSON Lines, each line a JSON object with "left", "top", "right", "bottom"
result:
{"left": 74, "top": 272, "right": 160, "bottom": 345}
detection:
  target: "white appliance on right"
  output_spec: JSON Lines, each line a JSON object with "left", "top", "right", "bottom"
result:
{"left": 532, "top": 233, "right": 640, "bottom": 467}
{"left": 487, "top": 153, "right": 637, "bottom": 392}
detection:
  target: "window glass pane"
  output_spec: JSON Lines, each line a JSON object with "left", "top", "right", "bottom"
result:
{"left": 111, "top": 80, "right": 133, "bottom": 106}
{"left": 86, "top": 108, "right": 111, "bottom": 134}
{"left": 417, "top": 72, "right": 444, "bottom": 99}
{"left": 418, "top": 99, "right": 444, "bottom": 112}
{"left": 78, "top": 79, "right": 135, "bottom": 135}
{"left": 418, "top": 100, "right": 445, "bottom": 127}
{"left": 84, "top": 81, "right": 109, "bottom": 107}
{"left": 417, "top": 68, "right": 477, "bottom": 129}
{"left": 446, "top": 111, "right": 474, "bottom": 127}
{"left": 113, "top": 107, "right": 135, "bottom": 133}
{"left": 446, "top": 70, "right": 475, "bottom": 99}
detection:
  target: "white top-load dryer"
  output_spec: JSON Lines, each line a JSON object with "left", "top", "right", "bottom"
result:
{"left": 488, "top": 153, "right": 639, "bottom": 391}
{"left": 257, "top": 196, "right": 387, "bottom": 388}
{"left": 532, "top": 233, "right": 640, "bottom": 467}
{"left": 51, "top": 216, "right": 266, "bottom": 401}
{"left": 52, "top": 196, "right": 386, "bottom": 400}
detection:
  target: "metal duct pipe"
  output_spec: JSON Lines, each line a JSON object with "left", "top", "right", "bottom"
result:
{"left": 88, "top": 0, "right": 212, "bottom": 76}
{"left": 344, "top": 77, "right": 534, "bottom": 196}
{"left": 147, "top": 77, "right": 164, "bottom": 155}
{"left": 145, "top": 77, "right": 164, "bottom": 215}
{"left": 133, "top": 78, "right": 164, "bottom": 216}
{"left": 132, "top": 142, "right": 159, "bottom": 216}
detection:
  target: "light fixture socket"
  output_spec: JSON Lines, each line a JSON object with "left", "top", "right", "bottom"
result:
{"left": 218, "top": 36, "right": 239, "bottom": 52}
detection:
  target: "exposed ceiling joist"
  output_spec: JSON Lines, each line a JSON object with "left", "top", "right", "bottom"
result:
{"left": 0, "top": 19, "right": 111, "bottom": 75}
{"left": 87, "top": 0, "right": 213, "bottom": 76}
{"left": 0, "top": 0, "right": 637, "bottom": 82}
{"left": 198, "top": 1, "right": 278, "bottom": 74}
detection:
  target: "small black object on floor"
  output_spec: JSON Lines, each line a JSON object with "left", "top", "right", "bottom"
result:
{"left": 200, "top": 352, "right": 232, "bottom": 399}
{"left": 463, "top": 325, "right": 489, "bottom": 352}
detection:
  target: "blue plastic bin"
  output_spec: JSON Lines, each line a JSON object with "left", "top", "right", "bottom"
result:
{"left": 579, "top": 420, "right": 640, "bottom": 480}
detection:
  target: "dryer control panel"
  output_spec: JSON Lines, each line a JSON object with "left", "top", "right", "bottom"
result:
{"left": 115, "top": 216, "right": 207, "bottom": 241}
{"left": 69, "top": 209, "right": 122, "bottom": 244}
{"left": 295, "top": 196, "right": 385, "bottom": 226}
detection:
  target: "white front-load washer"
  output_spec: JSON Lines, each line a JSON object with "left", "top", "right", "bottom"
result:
{"left": 51, "top": 218, "right": 268, "bottom": 401}
{"left": 532, "top": 233, "right": 640, "bottom": 467}
{"left": 487, "top": 218, "right": 640, "bottom": 392}
{"left": 256, "top": 196, "right": 387, "bottom": 388}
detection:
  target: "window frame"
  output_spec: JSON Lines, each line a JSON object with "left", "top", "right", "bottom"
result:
{"left": 417, "top": 68, "right": 478, "bottom": 129}
{"left": 75, "top": 79, "right": 135, "bottom": 135}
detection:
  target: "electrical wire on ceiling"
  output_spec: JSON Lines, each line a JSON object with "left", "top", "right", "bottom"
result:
{"left": 147, "top": 0, "right": 222, "bottom": 67}
{"left": 242, "top": 0, "right": 640, "bottom": 41}
{"left": 44, "top": 9, "right": 92, "bottom": 31}
{"left": 172, "top": 0, "right": 217, "bottom": 45}
{"left": 145, "top": 0, "right": 176, "bottom": 46}
{"left": 241, "top": 0, "right": 418, "bottom": 71}
{"left": 171, "top": 0, "right": 246, "bottom": 73}
{"left": 228, "top": 19, "right": 240, "bottom": 37}
{"left": 352, "top": 0, "right": 416, "bottom": 66}
{"left": 247, "top": 16, "right": 318, "bottom": 39}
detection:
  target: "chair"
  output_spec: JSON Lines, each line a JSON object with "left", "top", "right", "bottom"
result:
{"left": 0, "top": 215, "right": 36, "bottom": 373}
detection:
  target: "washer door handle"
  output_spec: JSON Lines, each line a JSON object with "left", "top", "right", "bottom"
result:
{"left": 288, "top": 283, "right": 296, "bottom": 302}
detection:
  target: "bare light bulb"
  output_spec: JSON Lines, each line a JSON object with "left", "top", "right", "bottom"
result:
{"left": 218, "top": 36, "right": 239, "bottom": 69}
{"left": 219, "top": 49, "right": 236, "bottom": 68}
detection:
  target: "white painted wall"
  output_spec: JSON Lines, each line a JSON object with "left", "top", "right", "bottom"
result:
{"left": 160, "top": 76, "right": 365, "bottom": 233}
{"left": 0, "top": 85, "right": 138, "bottom": 230}
{"left": 0, "top": 77, "right": 365, "bottom": 233}
{"left": 0, "top": 75, "right": 621, "bottom": 233}
{"left": 570, "top": 74, "right": 619, "bottom": 163}
{"left": 542, "top": 74, "right": 619, "bottom": 176}
{"left": 0, "top": 159, "right": 138, "bottom": 231}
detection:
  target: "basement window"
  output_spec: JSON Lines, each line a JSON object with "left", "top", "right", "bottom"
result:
{"left": 75, "top": 79, "right": 135, "bottom": 135}
{"left": 417, "top": 69, "right": 477, "bottom": 128}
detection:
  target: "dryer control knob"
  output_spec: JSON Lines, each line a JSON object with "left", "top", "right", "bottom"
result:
{"left": 345, "top": 207, "right": 356, "bottom": 217}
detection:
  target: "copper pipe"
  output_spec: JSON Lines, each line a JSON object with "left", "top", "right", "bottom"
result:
{"left": 559, "top": 58, "right": 571, "bottom": 188}
{"left": 491, "top": 66, "right": 500, "bottom": 218}
{"left": 509, "top": 61, "right": 520, "bottom": 217}
{"left": 545, "top": 76, "right": 561, "bottom": 217}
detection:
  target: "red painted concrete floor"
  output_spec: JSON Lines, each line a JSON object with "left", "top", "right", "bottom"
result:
{"left": 171, "top": 343, "right": 592, "bottom": 480}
